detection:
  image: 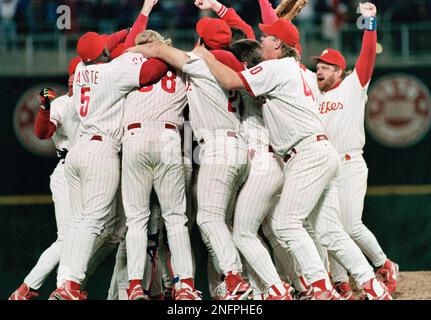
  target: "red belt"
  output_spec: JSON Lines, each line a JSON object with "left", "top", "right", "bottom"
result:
{"left": 316, "top": 134, "right": 328, "bottom": 142}
{"left": 127, "top": 122, "right": 177, "bottom": 131}
{"left": 91, "top": 135, "right": 102, "bottom": 141}
{"left": 282, "top": 135, "right": 328, "bottom": 163}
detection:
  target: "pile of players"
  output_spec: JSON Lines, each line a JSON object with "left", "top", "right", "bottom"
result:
{"left": 9, "top": 0, "right": 398, "bottom": 301}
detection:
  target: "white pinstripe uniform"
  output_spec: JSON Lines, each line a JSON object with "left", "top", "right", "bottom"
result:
{"left": 262, "top": 66, "right": 330, "bottom": 292}
{"left": 182, "top": 52, "right": 248, "bottom": 276}
{"left": 23, "top": 95, "right": 80, "bottom": 290}
{"left": 232, "top": 91, "right": 286, "bottom": 289}
{"left": 239, "top": 57, "right": 376, "bottom": 287}
{"left": 122, "top": 68, "right": 194, "bottom": 282}
{"left": 58, "top": 52, "right": 145, "bottom": 285}
{"left": 317, "top": 69, "right": 387, "bottom": 284}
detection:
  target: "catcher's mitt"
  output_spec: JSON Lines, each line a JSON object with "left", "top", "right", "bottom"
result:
{"left": 275, "top": 0, "right": 309, "bottom": 21}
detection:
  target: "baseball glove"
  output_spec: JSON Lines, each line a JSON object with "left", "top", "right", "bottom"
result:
{"left": 275, "top": 0, "right": 309, "bottom": 21}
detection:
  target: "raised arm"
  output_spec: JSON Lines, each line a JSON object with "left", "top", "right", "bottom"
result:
{"left": 129, "top": 42, "right": 190, "bottom": 71}
{"left": 103, "top": 29, "right": 129, "bottom": 51}
{"left": 355, "top": 2, "right": 377, "bottom": 87}
{"left": 34, "top": 88, "right": 57, "bottom": 139}
{"left": 192, "top": 46, "right": 244, "bottom": 90}
{"left": 194, "top": 0, "right": 255, "bottom": 39}
{"left": 258, "top": 0, "right": 278, "bottom": 24}
{"left": 124, "top": 0, "right": 158, "bottom": 49}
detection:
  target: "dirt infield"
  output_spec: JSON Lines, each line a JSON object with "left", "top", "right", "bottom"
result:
{"left": 352, "top": 272, "right": 431, "bottom": 300}
{"left": 392, "top": 272, "right": 431, "bottom": 300}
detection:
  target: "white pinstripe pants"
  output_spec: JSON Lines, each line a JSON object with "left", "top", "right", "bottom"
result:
{"left": 272, "top": 140, "right": 375, "bottom": 286}
{"left": 24, "top": 161, "right": 71, "bottom": 289}
{"left": 329, "top": 154, "right": 387, "bottom": 283}
{"left": 196, "top": 133, "right": 249, "bottom": 275}
{"left": 122, "top": 128, "right": 193, "bottom": 281}
{"left": 233, "top": 149, "right": 285, "bottom": 287}
{"left": 59, "top": 136, "right": 121, "bottom": 284}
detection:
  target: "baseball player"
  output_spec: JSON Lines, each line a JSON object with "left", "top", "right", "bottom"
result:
{"left": 129, "top": 18, "right": 255, "bottom": 300}
{"left": 192, "top": 17, "right": 392, "bottom": 300}
{"left": 9, "top": 57, "right": 81, "bottom": 300}
{"left": 311, "top": 2, "right": 399, "bottom": 299}
{"left": 256, "top": 0, "right": 335, "bottom": 298}
{"left": 48, "top": 31, "right": 168, "bottom": 300}
{"left": 121, "top": 29, "right": 200, "bottom": 301}
{"left": 224, "top": 39, "right": 294, "bottom": 300}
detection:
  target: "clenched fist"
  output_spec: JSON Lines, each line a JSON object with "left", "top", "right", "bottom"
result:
{"left": 359, "top": 2, "right": 377, "bottom": 17}
{"left": 39, "top": 88, "right": 57, "bottom": 111}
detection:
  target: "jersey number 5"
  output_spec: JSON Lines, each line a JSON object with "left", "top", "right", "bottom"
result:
{"left": 80, "top": 87, "right": 91, "bottom": 117}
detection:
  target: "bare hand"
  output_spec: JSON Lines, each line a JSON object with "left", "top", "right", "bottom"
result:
{"left": 359, "top": 2, "right": 377, "bottom": 17}
{"left": 194, "top": 0, "right": 221, "bottom": 12}
{"left": 142, "top": 0, "right": 158, "bottom": 16}
{"left": 127, "top": 42, "right": 162, "bottom": 58}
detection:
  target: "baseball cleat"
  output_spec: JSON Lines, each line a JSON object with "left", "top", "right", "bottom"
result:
{"left": 127, "top": 284, "right": 149, "bottom": 300}
{"left": 214, "top": 271, "right": 253, "bottom": 300}
{"left": 174, "top": 281, "right": 202, "bottom": 300}
{"left": 310, "top": 287, "right": 342, "bottom": 300}
{"left": 334, "top": 281, "right": 356, "bottom": 300}
{"left": 9, "top": 283, "right": 39, "bottom": 300}
{"left": 361, "top": 278, "right": 393, "bottom": 300}
{"left": 266, "top": 282, "right": 294, "bottom": 300}
{"left": 376, "top": 259, "right": 399, "bottom": 294}
{"left": 48, "top": 282, "right": 88, "bottom": 300}
{"left": 293, "top": 287, "right": 314, "bottom": 300}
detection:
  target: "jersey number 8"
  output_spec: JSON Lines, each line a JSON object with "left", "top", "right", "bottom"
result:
{"left": 139, "top": 71, "right": 177, "bottom": 94}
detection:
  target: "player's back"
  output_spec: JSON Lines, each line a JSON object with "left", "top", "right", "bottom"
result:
{"left": 73, "top": 52, "right": 144, "bottom": 147}
{"left": 250, "top": 57, "right": 324, "bottom": 153}
{"left": 182, "top": 52, "right": 242, "bottom": 139}
{"left": 123, "top": 69, "right": 187, "bottom": 129}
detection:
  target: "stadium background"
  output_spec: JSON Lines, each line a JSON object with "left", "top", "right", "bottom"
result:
{"left": 1, "top": 0, "right": 430, "bottom": 299}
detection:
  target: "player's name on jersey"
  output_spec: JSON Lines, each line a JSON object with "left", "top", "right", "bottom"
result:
{"left": 75, "top": 70, "right": 100, "bottom": 85}
{"left": 319, "top": 101, "right": 344, "bottom": 114}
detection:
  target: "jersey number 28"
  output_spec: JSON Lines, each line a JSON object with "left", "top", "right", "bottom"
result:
{"left": 140, "top": 71, "right": 177, "bottom": 94}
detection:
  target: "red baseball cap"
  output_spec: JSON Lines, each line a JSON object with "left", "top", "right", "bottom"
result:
{"left": 77, "top": 32, "right": 106, "bottom": 63}
{"left": 196, "top": 17, "right": 232, "bottom": 50}
{"left": 258, "top": 18, "right": 300, "bottom": 47}
{"left": 68, "top": 56, "right": 81, "bottom": 76}
{"left": 312, "top": 48, "right": 346, "bottom": 71}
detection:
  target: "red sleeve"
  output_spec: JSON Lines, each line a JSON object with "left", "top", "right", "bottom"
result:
{"left": 210, "top": 50, "right": 245, "bottom": 72}
{"left": 139, "top": 58, "right": 169, "bottom": 86}
{"left": 258, "top": 0, "right": 278, "bottom": 24}
{"left": 238, "top": 72, "right": 255, "bottom": 97}
{"left": 124, "top": 14, "right": 149, "bottom": 49}
{"left": 34, "top": 109, "right": 57, "bottom": 139}
{"left": 216, "top": 6, "right": 255, "bottom": 40}
{"left": 355, "top": 30, "right": 377, "bottom": 87}
{"left": 105, "top": 29, "right": 128, "bottom": 51}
